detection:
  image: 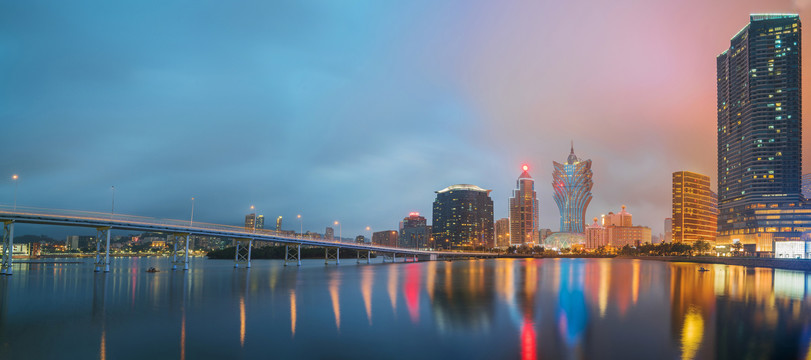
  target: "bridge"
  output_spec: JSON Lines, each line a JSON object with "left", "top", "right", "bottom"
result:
{"left": 0, "top": 206, "right": 495, "bottom": 275}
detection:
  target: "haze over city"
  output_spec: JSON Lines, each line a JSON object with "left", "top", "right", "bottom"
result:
{"left": 3, "top": 0, "right": 811, "bottom": 238}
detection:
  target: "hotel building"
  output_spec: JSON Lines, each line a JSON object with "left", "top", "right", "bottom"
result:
{"left": 672, "top": 171, "right": 718, "bottom": 245}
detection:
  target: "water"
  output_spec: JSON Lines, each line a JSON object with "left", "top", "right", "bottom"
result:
{"left": 1, "top": 257, "right": 810, "bottom": 359}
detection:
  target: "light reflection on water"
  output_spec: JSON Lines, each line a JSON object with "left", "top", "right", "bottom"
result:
{"left": 0, "top": 257, "right": 810, "bottom": 359}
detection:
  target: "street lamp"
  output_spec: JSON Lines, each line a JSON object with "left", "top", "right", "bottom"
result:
{"left": 11, "top": 174, "right": 18, "bottom": 212}
{"left": 334, "top": 221, "right": 341, "bottom": 243}
{"left": 111, "top": 186, "right": 116, "bottom": 218}
{"left": 366, "top": 226, "right": 371, "bottom": 244}
{"left": 250, "top": 205, "right": 257, "bottom": 233}
{"left": 190, "top": 197, "right": 195, "bottom": 227}
{"left": 297, "top": 214, "right": 302, "bottom": 238}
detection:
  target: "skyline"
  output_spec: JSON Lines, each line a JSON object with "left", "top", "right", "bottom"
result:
{"left": 3, "top": 1, "right": 811, "bottom": 239}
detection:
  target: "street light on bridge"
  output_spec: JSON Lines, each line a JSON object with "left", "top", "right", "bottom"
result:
{"left": 334, "top": 221, "right": 341, "bottom": 243}
{"left": 190, "top": 197, "right": 195, "bottom": 227}
{"left": 366, "top": 226, "right": 371, "bottom": 244}
{"left": 297, "top": 214, "right": 302, "bottom": 238}
{"left": 11, "top": 174, "right": 18, "bottom": 212}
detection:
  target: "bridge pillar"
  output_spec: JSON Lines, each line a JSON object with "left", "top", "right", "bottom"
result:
{"left": 234, "top": 238, "right": 252, "bottom": 268}
{"left": 357, "top": 250, "right": 371, "bottom": 264}
{"left": 284, "top": 244, "right": 301, "bottom": 266}
{"left": 171, "top": 233, "right": 190, "bottom": 271}
{"left": 94, "top": 227, "right": 111, "bottom": 272}
{"left": 0, "top": 220, "right": 14, "bottom": 275}
{"left": 325, "top": 247, "right": 339, "bottom": 265}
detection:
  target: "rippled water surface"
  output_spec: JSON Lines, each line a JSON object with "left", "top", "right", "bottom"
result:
{"left": 1, "top": 257, "right": 810, "bottom": 359}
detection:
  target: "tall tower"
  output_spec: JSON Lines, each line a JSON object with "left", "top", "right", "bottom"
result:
{"left": 432, "top": 184, "right": 494, "bottom": 250}
{"left": 552, "top": 143, "right": 593, "bottom": 233}
{"left": 717, "top": 14, "right": 804, "bottom": 248}
{"left": 672, "top": 171, "right": 718, "bottom": 245}
{"left": 509, "top": 164, "right": 539, "bottom": 245}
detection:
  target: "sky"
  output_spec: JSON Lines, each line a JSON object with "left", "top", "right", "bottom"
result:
{"left": 1, "top": 0, "right": 811, "bottom": 239}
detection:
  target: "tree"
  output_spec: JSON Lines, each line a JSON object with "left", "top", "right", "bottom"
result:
{"left": 692, "top": 240, "right": 711, "bottom": 255}
{"left": 731, "top": 242, "right": 743, "bottom": 256}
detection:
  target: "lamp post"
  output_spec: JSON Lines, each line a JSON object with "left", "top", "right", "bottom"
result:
{"left": 334, "top": 221, "right": 341, "bottom": 243}
{"left": 11, "top": 174, "right": 18, "bottom": 212}
{"left": 190, "top": 197, "right": 195, "bottom": 227}
{"left": 366, "top": 226, "right": 371, "bottom": 244}
{"left": 297, "top": 214, "right": 302, "bottom": 238}
{"left": 111, "top": 186, "right": 115, "bottom": 218}
{"left": 250, "top": 205, "right": 257, "bottom": 233}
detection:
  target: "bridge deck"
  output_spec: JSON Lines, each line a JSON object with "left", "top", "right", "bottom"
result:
{"left": 0, "top": 206, "right": 492, "bottom": 258}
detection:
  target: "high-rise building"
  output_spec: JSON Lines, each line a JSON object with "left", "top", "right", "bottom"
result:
{"left": 585, "top": 217, "right": 608, "bottom": 250}
{"left": 672, "top": 171, "right": 718, "bottom": 245}
{"left": 509, "top": 165, "right": 539, "bottom": 245}
{"left": 276, "top": 216, "right": 282, "bottom": 231}
{"left": 602, "top": 205, "right": 632, "bottom": 227}
{"left": 325, "top": 227, "right": 334, "bottom": 240}
{"left": 664, "top": 218, "right": 673, "bottom": 243}
{"left": 372, "top": 230, "right": 398, "bottom": 247}
{"left": 400, "top": 212, "right": 429, "bottom": 249}
{"left": 591, "top": 206, "right": 651, "bottom": 249}
{"left": 432, "top": 184, "right": 494, "bottom": 250}
{"left": 495, "top": 218, "right": 510, "bottom": 248}
{"left": 245, "top": 214, "right": 264, "bottom": 230}
{"left": 717, "top": 14, "right": 805, "bottom": 252}
{"left": 553, "top": 143, "right": 593, "bottom": 233}
{"left": 803, "top": 173, "right": 811, "bottom": 199}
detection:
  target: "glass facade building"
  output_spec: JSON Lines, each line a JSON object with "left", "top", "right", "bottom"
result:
{"left": 509, "top": 165, "right": 539, "bottom": 245}
{"left": 672, "top": 171, "right": 718, "bottom": 245}
{"left": 717, "top": 14, "right": 806, "bottom": 249}
{"left": 432, "top": 184, "right": 494, "bottom": 250}
{"left": 552, "top": 144, "right": 593, "bottom": 233}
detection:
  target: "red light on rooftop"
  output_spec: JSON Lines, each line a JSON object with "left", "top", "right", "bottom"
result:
{"left": 522, "top": 165, "right": 529, "bottom": 171}
{"left": 409, "top": 212, "right": 420, "bottom": 217}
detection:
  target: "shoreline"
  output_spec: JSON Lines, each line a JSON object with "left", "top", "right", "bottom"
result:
{"left": 617, "top": 255, "right": 811, "bottom": 271}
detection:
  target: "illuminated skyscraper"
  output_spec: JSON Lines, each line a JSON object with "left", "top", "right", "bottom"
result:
{"left": 717, "top": 14, "right": 806, "bottom": 250}
{"left": 432, "top": 184, "right": 494, "bottom": 250}
{"left": 495, "top": 218, "right": 510, "bottom": 248}
{"left": 672, "top": 171, "right": 718, "bottom": 245}
{"left": 552, "top": 143, "right": 593, "bottom": 233}
{"left": 400, "top": 212, "right": 429, "bottom": 249}
{"left": 245, "top": 214, "right": 264, "bottom": 229}
{"left": 509, "top": 165, "right": 539, "bottom": 245}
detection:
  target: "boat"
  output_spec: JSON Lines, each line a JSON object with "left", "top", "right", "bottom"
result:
{"left": 698, "top": 267, "right": 709, "bottom": 272}
{"left": 146, "top": 267, "right": 160, "bottom": 273}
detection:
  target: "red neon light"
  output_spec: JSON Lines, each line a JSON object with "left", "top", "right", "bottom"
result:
{"left": 521, "top": 318, "right": 537, "bottom": 360}
{"left": 522, "top": 165, "right": 529, "bottom": 171}
{"left": 409, "top": 212, "right": 420, "bottom": 217}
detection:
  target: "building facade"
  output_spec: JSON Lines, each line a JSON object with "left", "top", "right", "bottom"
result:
{"left": 509, "top": 165, "right": 539, "bottom": 245}
{"left": 372, "top": 230, "right": 398, "bottom": 247}
{"left": 803, "top": 173, "right": 811, "bottom": 199}
{"left": 553, "top": 144, "right": 593, "bottom": 233}
{"left": 432, "top": 184, "right": 495, "bottom": 250}
{"left": 717, "top": 14, "right": 806, "bottom": 252}
{"left": 325, "top": 227, "right": 334, "bottom": 240}
{"left": 244, "top": 214, "right": 264, "bottom": 230}
{"left": 495, "top": 218, "right": 510, "bottom": 248}
{"left": 585, "top": 218, "right": 608, "bottom": 250}
{"left": 664, "top": 218, "right": 672, "bottom": 243}
{"left": 400, "top": 212, "right": 429, "bottom": 249}
{"left": 672, "top": 171, "right": 718, "bottom": 245}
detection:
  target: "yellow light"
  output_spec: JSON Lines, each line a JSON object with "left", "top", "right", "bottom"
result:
{"left": 334, "top": 221, "right": 339, "bottom": 225}
{"left": 11, "top": 174, "right": 18, "bottom": 180}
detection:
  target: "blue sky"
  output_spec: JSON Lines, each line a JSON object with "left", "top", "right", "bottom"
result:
{"left": 1, "top": 0, "right": 809, "bottom": 239}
